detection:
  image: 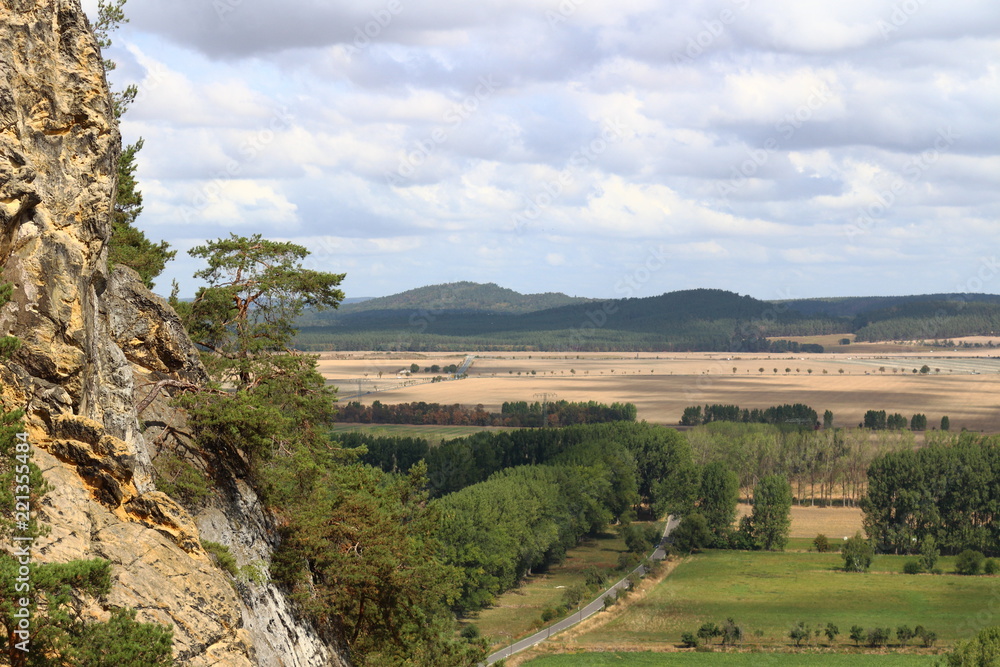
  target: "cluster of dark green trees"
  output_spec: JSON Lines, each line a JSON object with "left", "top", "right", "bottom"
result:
{"left": 853, "top": 300, "right": 1000, "bottom": 342}
{"left": 336, "top": 399, "right": 636, "bottom": 427}
{"left": 862, "top": 435, "right": 1000, "bottom": 556}
{"left": 862, "top": 410, "right": 939, "bottom": 431}
{"left": 735, "top": 337, "right": 824, "bottom": 353}
{"left": 680, "top": 403, "right": 819, "bottom": 428}
{"left": 165, "top": 236, "right": 487, "bottom": 665}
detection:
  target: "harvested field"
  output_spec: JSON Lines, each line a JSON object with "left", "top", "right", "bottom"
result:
{"left": 736, "top": 505, "right": 864, "bottom": 539}
{"left": 317, "top": 351, "right": 1000, "bottom": 432}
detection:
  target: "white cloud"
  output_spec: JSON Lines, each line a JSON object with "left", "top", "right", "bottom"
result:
{"left": 85, "top": 0, "right": 1000, "bottom": 300}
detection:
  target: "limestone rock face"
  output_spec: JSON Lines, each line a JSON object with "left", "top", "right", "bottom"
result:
{"left": 0, "top": 2, "right": 347, "bottom": 665}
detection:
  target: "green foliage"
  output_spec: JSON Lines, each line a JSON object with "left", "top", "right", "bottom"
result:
{"left": 813, "top": 534, "right": 829, "bottom": 553}
{"left": 985, "top": 558, "right": 999, "bottom": 575}
{"left": 910, "top": 413, "right": 927, "bottom": 430}
{"left": 789, "top": 621, "right": 810, "bottom": 646}
{"left": 864, "top": 410, "right": 887, "bottom": 430}
{"left": 622, "top": 523, "right": 661, "bottom": 555}
{"left": 107, "top": 140, "right": 176, "bottom": 289}
{"left": 943, "top": 626, "right": 1000, "bottom": 666}
{"left": 152, "top": 451, "right": 210, "bottom": 508}
{"left": 862, "top": 436, "right": 1000, "bottom": 555}
{"left": 941, "top": 415, "right": 951, "bottom": 431}
{"left": 67, "top": 606, "right": 173, "bottom": 667}
{"left": 903, "top": 559, "right": 922, "bottom": 574}
{"left": 886, "top": 413, "right": 907, "bottom": 430}
{"left": 680, "top": 631, "right": 699, "bottom": 648}
{"left": 824, "top": 622, "right": 839, "bottom": 643}
{"left": 955, "top": 549, "right": 985, "bottom": 575}
{"left": 0, "top": 282, "right": 20, "bottom": 360}
{"left": 98, "top": 3, "right": 175, "bottom": 288}
{"left": 183, "top": 234, "right": 345, "bottom": 383}
{"left": 434, "top": 463, "right": 614, "bottom": 612}
{"left": 919, "top": 536, "right": 940, "bottom": 571}
{"left": 697, "top": 462, "right": 739, "bottom": 544}
{"left": 841, "top": 532, "right": 874, "bottom": 572}
{"left": 670, "top": 513, "right": 711, "bottom": 554}
{"left": 202, "top": 541, "right": 238, "bottom": 578}
{"left": 339, "top": 399, "right": 636, "bottom": 427}
{"left": 896, "top": 624, "right": 915, "bottom": 647}
{"left": 749, "top": 475, "right": 792, "bottom": 551}
{"left": 697, "top": 622, "right": 720, "bottom": 644}
{"left": 867, "top": 626, "right": 891, "bottom": 647}
{"left": 272, "top": 462, "right": 483, "bottom": 664}
{"left": 849, "top": 624, "right": 866, "bottom": 646}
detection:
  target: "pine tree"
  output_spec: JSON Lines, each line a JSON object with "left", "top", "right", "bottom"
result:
{"left": 96, "top": 0, "right": 175, "bottom": 289}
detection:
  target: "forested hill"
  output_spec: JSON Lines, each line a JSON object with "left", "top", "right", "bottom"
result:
{"left": 294, "top": 287, "right": 844, "bottom": 351}
{"left": 780, "top": 294, "right": 1000, "bottom": 318}
{"left": 299, "top": 281, "right": 592, "bottom": 324}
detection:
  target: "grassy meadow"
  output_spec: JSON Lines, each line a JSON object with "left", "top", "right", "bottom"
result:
{"left": 520, "top": 652, "right": 937, "bottom": 666}
{"left": 566, "top": 550, "right": 999, "bottom": 650}
{"left": 466, "top": 522, "right": 664, "bottom": 648}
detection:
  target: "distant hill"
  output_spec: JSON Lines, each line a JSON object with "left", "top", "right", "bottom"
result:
{"left": 779, "top": 294, "right": 1000, "bottom": 318}
{"left": 298, "top": 281, "right": 593, "bottom": 327}
{"left": 294, "top": 285, "right": 1000, "bottom": 352}
{"left": 295, "top": 287, "right": 842, "bottom": 351}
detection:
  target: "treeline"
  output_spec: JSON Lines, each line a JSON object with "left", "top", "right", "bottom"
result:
{"left": 429, "top": 422, "right": 697, "bottom": 610}
{"left": 336, "top": 399, "right": 637, "bottom": 427}
{"left": 685, "top": 422, "right": 921, "bottom": 505}
{"left": 853, "top": 301, "right": 1000, "bottom": 341}
{"left": 735, "top": 336, "right": 824, "bottom": 353}
{"left": 862, "top": 410, "right": 937, "bottom": 431}
{"left": 343, "top": 422, "right": 694, "bottom": 506}
{"left": 681, "top": 403, "right": 819, "bottom": 428}
{"left": 862, "top": 435, "right": 1000, "bottom": 556}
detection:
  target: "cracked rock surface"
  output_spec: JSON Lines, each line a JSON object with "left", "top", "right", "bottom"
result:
{"left": 0, "top": 1, "right": 347, "bottom": 664}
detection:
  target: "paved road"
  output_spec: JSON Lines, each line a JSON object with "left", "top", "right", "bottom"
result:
{"left": 483, "top": 515, "right": 680, "bottom": 665}
{"left": 457, "top": 354, "right": 476, "bottom": 375}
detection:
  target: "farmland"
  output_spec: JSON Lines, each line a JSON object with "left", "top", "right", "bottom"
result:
{"left": 521, "top": 653, "right": 936, "bottom": 666}
{"left": 528, "top": 549, "right": 998, "bottom": 657}
{"left": 319, "top": 350, "right": 1000, "bottom": 432}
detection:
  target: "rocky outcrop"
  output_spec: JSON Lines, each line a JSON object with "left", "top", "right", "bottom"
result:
{"left": 0, "top": 1, "right": 346, "bottom": 665}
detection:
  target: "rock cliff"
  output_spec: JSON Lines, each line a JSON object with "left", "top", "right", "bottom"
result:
{"left": 0, "top": 1, "right": 347, "bottom": 664}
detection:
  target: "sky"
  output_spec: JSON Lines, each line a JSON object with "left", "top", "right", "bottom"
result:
{"left": 81, "top": 0, "right": 1000, "bottom": 302}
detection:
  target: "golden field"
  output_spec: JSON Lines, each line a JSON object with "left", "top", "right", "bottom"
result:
{"left": 316, "top": 349, "right": 1000, "bottom": 432}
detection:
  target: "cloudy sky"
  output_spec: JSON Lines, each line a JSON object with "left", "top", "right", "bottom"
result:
{"left": 82, "top": 0, "right": 1000, "bottom": 302}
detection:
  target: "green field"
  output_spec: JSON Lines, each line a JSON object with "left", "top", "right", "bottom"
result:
{"left": 571, "top": 550, "right": 999, "bottom": 648}
{"left": 521, "top": 651, "right": 937, "bottom": 666}
{"left": 465, "top": 522, "right": 664, "bottom": 648}
{"left": 327, "top": 422, "right": 511, "bottom": 446}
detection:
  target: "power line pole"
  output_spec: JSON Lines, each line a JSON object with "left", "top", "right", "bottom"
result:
{"left": 534, "top": 392, "right": 557, "bottom": 427}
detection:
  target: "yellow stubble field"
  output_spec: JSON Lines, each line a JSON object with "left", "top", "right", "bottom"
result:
{"left": 316, "top": 350, "right": 1000, "bottom": 431}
